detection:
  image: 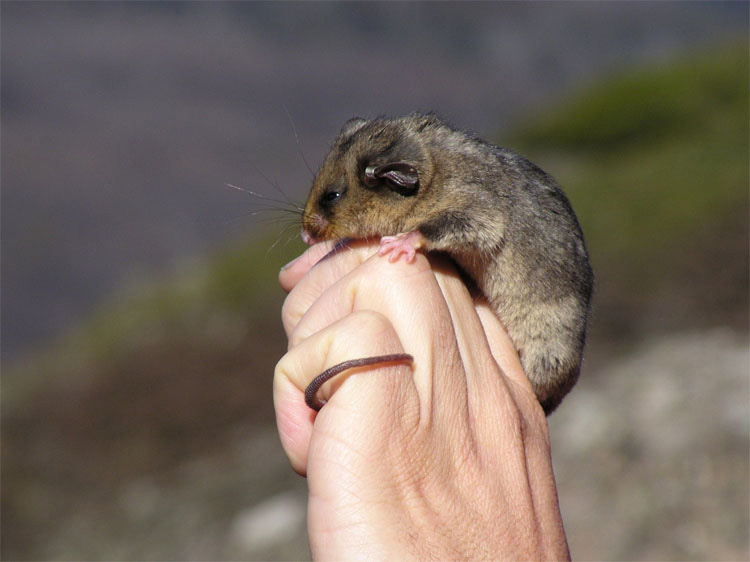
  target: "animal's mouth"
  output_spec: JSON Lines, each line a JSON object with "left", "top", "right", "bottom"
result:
{"left": 301, "top": 229, "right": 320, "bottom": 246}
{"left": 301, "top": 212, "right": 331, "bottom": 245}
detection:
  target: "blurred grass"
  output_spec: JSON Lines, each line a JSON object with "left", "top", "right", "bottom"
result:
{"left": 513, "top": 42, "right": 747, "bottom": 150}
{"left": 508, "top": 40, "right": 748, "bottom": 338}
{"left": 3, "top": 230, "right": 305, "bottom": 407}
{"left": 512, "top": 41, "right": 747, "bottom": 260}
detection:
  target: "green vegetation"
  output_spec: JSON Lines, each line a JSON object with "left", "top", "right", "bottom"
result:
{"left": 4, "top": 229, "right": 306, "bottom": 405}
{"left": 515, "top": 45, "right": 747, "bottom": 150}
{"left": 509, "top": 42, "right": 748, "bottom": 270}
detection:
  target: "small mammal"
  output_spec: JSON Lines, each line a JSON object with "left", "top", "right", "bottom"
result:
{"left": 301, "top": 113, "right": 593, "bottom": 415}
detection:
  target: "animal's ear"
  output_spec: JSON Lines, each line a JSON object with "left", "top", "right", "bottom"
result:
{"left": 340, "top": 117, "right": 368, "bottom": 137}
{"left": 364, "top": 162, "right": 419, "bottom": 196}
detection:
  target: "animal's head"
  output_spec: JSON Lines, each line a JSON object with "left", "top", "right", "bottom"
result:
{"left": 302, "top": 114, "right": 442, "bottom": 243}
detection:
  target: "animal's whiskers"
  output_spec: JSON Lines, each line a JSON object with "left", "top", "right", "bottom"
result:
{"left": 264, "top": 222, "right": 304, "bottom": 261}
{"left": 225, "top": 183, "right": 303, "bottom": 212}
{"left": 284, "top": 105, "right": 315, "bottom": 179}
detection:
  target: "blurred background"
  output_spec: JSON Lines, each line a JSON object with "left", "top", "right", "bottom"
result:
{"left": 2, "top": 2, "right": 747, "bottom": 560}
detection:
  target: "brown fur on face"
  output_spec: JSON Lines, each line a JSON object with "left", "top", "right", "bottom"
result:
{"left": 302, "top": 114, "right": 442, "bottom": 242}
{"left": 302, "top": 113, "right": 593, "bottom": 415}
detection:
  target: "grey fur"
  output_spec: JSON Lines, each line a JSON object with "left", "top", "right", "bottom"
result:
{"left": 302, "top": 113, "right": 593, "bottom": 414}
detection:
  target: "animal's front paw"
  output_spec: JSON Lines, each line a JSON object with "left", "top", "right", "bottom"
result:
{"left": 378, "top": 231, "right": 426, "bottom": 264}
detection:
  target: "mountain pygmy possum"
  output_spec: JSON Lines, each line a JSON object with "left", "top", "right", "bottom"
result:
{"left": 300, "top": 113, "right": 593, "bottom": 415}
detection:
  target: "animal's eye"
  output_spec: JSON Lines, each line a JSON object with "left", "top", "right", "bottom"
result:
{"left": 319, "top": 186, "right": 346, "bottom": 208}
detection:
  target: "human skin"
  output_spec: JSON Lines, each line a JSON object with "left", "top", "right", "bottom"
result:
{"left": 274, "top": 240, "right": 570, "bottom": 561}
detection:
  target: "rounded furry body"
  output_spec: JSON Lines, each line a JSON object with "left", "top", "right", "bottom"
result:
{"left": 302, "top": 113, "right": 593, "bottom": 414}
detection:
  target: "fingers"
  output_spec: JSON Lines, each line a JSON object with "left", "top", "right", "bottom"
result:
{"left": 288, "top": 248, "right": 474, "bottom": 428}
{"left": 474, "top": 302, "right": 549, "bottom": 455}
{"left": 431, "top": 268, "right": 512, "bottom": 419}
{"left": 474, "top": 303, "right": 559, "bottom": 539}
{"left": 278, "top": 240, "right": 338, "bottom": 293}
{"left": 287, "top": 249, "right": 433, "bottom": 348}
{"left": 273, "top": 310, "right": 417, "bottom": 475}
{"left": 280, "top": 242, "right": 376, "bottom": 340}
{"left": 276, "top": 241, "right": 568, "bottom": 558}
{"left": 474, "top": 304, "right": 530, "bottom": 395}
{"left": 277, "top": 240, "right": 547, "bottom": 467}
{"left": 281, "top": 241, "right": 538, "bottom": 419}
{"left": 279, "top": 239, "right": 367, "bottom": 294}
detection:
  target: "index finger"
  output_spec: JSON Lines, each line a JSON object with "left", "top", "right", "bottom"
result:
{"left": 279, "top": 240, "right": 338, "bottom": 293}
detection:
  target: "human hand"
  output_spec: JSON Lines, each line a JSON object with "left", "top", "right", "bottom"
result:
{"left": 274, "top": 240, "right": 570, "bottom": 561}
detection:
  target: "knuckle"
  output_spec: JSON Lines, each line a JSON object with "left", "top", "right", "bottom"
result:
{"left": 506, "top": 403, "right": 527, "bottom": 441}
{"left": 524, "top": 404, "right": 551, "bottom": 450}
{"left": 281, "top": 292, "right": 303, "bottom": 335}
{"left": 508, "top": 393, "right": 551, "bottom": 451}
{"left": 349, "top": 309, "right": 392, "bottom": 335}
{"left": 273, "top": 352, "right": 294, "bottom": 383}
{"left": 496, "top": 391, "right": 529, "bottom": 443}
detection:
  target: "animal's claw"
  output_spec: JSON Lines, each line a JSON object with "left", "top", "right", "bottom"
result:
{"left": 378, "top": 231, "right": 425, "bottom": 264}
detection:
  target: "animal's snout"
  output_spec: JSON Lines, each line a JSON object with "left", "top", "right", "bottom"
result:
{"left": 301, "top": 228, "right": 319, "bottom": 246}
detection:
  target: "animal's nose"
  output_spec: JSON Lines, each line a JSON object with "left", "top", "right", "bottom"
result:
{"left": 301, "top": 228, "right": 318, "bottom": 246}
